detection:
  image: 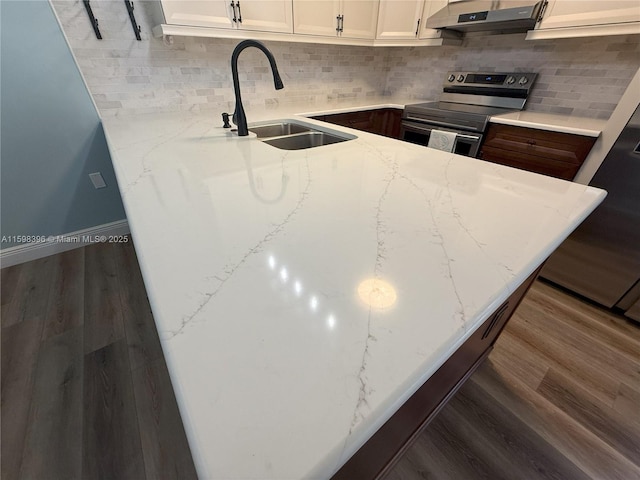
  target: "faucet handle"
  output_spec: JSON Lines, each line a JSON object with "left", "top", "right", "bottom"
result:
{"left": 221, "top": 112, "right": 232, "bottom": 128}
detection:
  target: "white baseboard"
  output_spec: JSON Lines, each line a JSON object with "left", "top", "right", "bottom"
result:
{"left": 0, "top": 220, "right": 130, "bottom": 268}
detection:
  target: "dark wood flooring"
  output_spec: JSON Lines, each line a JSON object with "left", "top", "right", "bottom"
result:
{"left": 2, "top": 241, "right": 639, "bottom": 479}
{"left": 1, "top": 242, "right": 196, "bottom": 480}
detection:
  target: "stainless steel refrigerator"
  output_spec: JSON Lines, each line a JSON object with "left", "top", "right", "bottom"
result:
{"left": 541, "top": 105, "right": 640, "bottom": 322}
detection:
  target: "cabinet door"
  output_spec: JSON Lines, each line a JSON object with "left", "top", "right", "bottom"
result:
{"left": 293, "top": 0, "right": 341, "bottom": 36}
{"left": 479, "top": 146, "right": 582, "bottom": 180}
{"left": 376, "top": 0, "right": 424, "bottom": 40}
{"left": 237, "top": 0, "right": 294, "bottom": 33}
{"left": 341, "top": 0, "right": 380, "bottom": 39}
{"left": 419, "top": 0, "right": 448, "bottom": 39}
{"left": 538, "top": 0, "right": 640, "bottom": 29}
{"left": 382, "top": 108, "right": 402, "bottom": 138}
{"left": 161, "top": 0, "right": 233, "bottom": 28}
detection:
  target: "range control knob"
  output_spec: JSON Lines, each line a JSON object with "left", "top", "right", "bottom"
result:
{"left": 457, "top": 74, "right": 465, "bottom": 82}
{"left": 518, "top": 76, "right": 529, "bottom": 85}
{"left": 506, "top": 75, "right": 516, "bottom": 85}
{"left": 448, "top": 74, "right": 455, "bottom": 82}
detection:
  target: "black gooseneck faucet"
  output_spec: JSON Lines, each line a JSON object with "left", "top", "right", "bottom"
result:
{"left": 231, "top": 40, "right": 284, "bottom": 136}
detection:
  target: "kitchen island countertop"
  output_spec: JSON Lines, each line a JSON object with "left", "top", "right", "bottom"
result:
{"left": 102, "top": 105, "right": 605, "bottom": 479}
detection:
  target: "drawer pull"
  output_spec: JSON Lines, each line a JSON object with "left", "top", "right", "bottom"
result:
{"left": 482, "top": 302, "right": 509, "bottom": 339}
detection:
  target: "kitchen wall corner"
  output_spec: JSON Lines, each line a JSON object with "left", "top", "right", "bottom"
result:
{"left": 574, "top": 66, "right": 640, "bottom": 185}
{"left": 1, "top": 0, "right": 126, "bottom": 250}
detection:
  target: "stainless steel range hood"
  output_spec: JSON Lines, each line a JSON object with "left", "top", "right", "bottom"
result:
{"left": 425, "top": 0, "right": 545, "bottom": 34}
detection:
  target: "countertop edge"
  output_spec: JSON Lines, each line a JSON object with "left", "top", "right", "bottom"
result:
{"left": 489, "top": 114, "right": 604, "bottom": 137}
{"left": 298, "top": 103, "right": 407, "bottom": 118}
{"left": 296, "top": 102, "right": 606, "bottom": 138}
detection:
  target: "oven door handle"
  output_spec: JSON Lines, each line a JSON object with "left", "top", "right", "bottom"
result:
{"left": 401, "top": 121, "right": 483, "bottom": 157}
{"left": 454, "top": 133, "right": 482, "bottom": 141}
{"left": 402, "top": 121, "right": 481, "bottom": 142}
{"left": 404, "top": 117, "right": 482, "bottom": 137}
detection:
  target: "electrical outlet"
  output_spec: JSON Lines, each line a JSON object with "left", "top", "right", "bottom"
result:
{"left": 89, "top": 172, "right": 107, "bottom": 189}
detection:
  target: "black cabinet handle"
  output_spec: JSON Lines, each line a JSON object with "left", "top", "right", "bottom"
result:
{"left": 336, "top": 15, "right": 341, "bottom": 33}
{"left": 237, "top": 0, "right": 242, "bottom": 23}
{"left": 124, "top": 0, "right": 142, "bottom": 41}
{"left": 83, "top": 0, "right": 102, "bottom": 39}
{"left": 230, "top": 1, "right": 237, "bottom": 22}
{"left": 415, "top": 18, "right": 420, "bottom": 36}
{"left": 482, "top": 303, "right": 509, "bottom": 340}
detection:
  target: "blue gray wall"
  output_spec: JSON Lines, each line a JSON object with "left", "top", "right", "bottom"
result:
{"left": 1, "top": 0, "right": 126, "bottom": 249}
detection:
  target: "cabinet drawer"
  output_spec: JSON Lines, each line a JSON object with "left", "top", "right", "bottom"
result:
{"left": 483, "top": 124, "right": 596, "bottom": 165}
{"left": 480, "top": 123, "right": 596, "bottom": 180}
{"left": 479, "top": 145, "right": 582, "bottom": 180}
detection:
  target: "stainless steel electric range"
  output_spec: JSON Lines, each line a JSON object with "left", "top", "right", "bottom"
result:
{"left": 401, "top": 71, "right": 537, "bottom": 157}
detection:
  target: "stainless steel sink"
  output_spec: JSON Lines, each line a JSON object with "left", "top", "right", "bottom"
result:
{"left": 263, "top": 131, "right": 351, "bottom": 150}
{"left": 249, "top": 122, "right": 311, "bottom": 138}
{"left": 249, "top": 120, "right": 355, "bottom": 150}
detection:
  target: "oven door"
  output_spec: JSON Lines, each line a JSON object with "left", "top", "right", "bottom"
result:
{"left": 400, "top": 120, "right": 483, "bottom": 157}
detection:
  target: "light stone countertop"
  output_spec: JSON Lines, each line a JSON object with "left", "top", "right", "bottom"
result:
{"left": 101, "top": 103, "right": 605, "bottom": 480}
{"left": 489, "top": 110, "right": 607, "bottom": 137}
{"left": 269, "top": 96, "right": 606, "bottom": 137}
{"left": 198, "top": 96, "right": 606, "bottom": 137}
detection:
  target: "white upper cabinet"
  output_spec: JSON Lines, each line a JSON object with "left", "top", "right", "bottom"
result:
{"left": 293, "top": 0, "right": 379, "bottom": 39}
{"left": 528, "top": 0, "right": 640, "bottom": 38}
{"left": 376, "top": 0, "right": 454, "bottom": 41}
{"left": 236, "top": 0, "right": 294, "bottom": 33}
{"left": 293, "top": 0, "right": 341, "bottom": 36}
{"left": 419, "top": 0, "right": 449, "bottom": 39}
{"left": 376, "top": 0, "right": 425, "bottom": 40}
{"left": 161, "top": 0, "right": 234, "bottom": 29}
{"left": 341, "top": 0, "right": 380, "bottom": 39}
{"left": 160, "top": 0, "right": 293, "bottom": 33}
{"left": 156, "top": 0, "right": 637, "bottom": 44}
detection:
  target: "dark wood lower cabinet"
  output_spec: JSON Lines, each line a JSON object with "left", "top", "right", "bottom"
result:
{"left": 312, "top": 108, "right": 402, "bottom": 139}
{"left": 479, "top": 124, "right": 596, "bottom": 181}
{"left": 332, "top": 266, "right": 542, "bottom": 480}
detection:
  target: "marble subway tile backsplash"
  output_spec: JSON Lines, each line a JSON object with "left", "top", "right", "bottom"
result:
{"left": 384, "top": 34, "right": 639, "bottom": 119}
{"left": 52, "top": 1, "right": 639, "bottom": 119}
{"left": 52, "top": 0, "right": 388, "bottom": 117}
